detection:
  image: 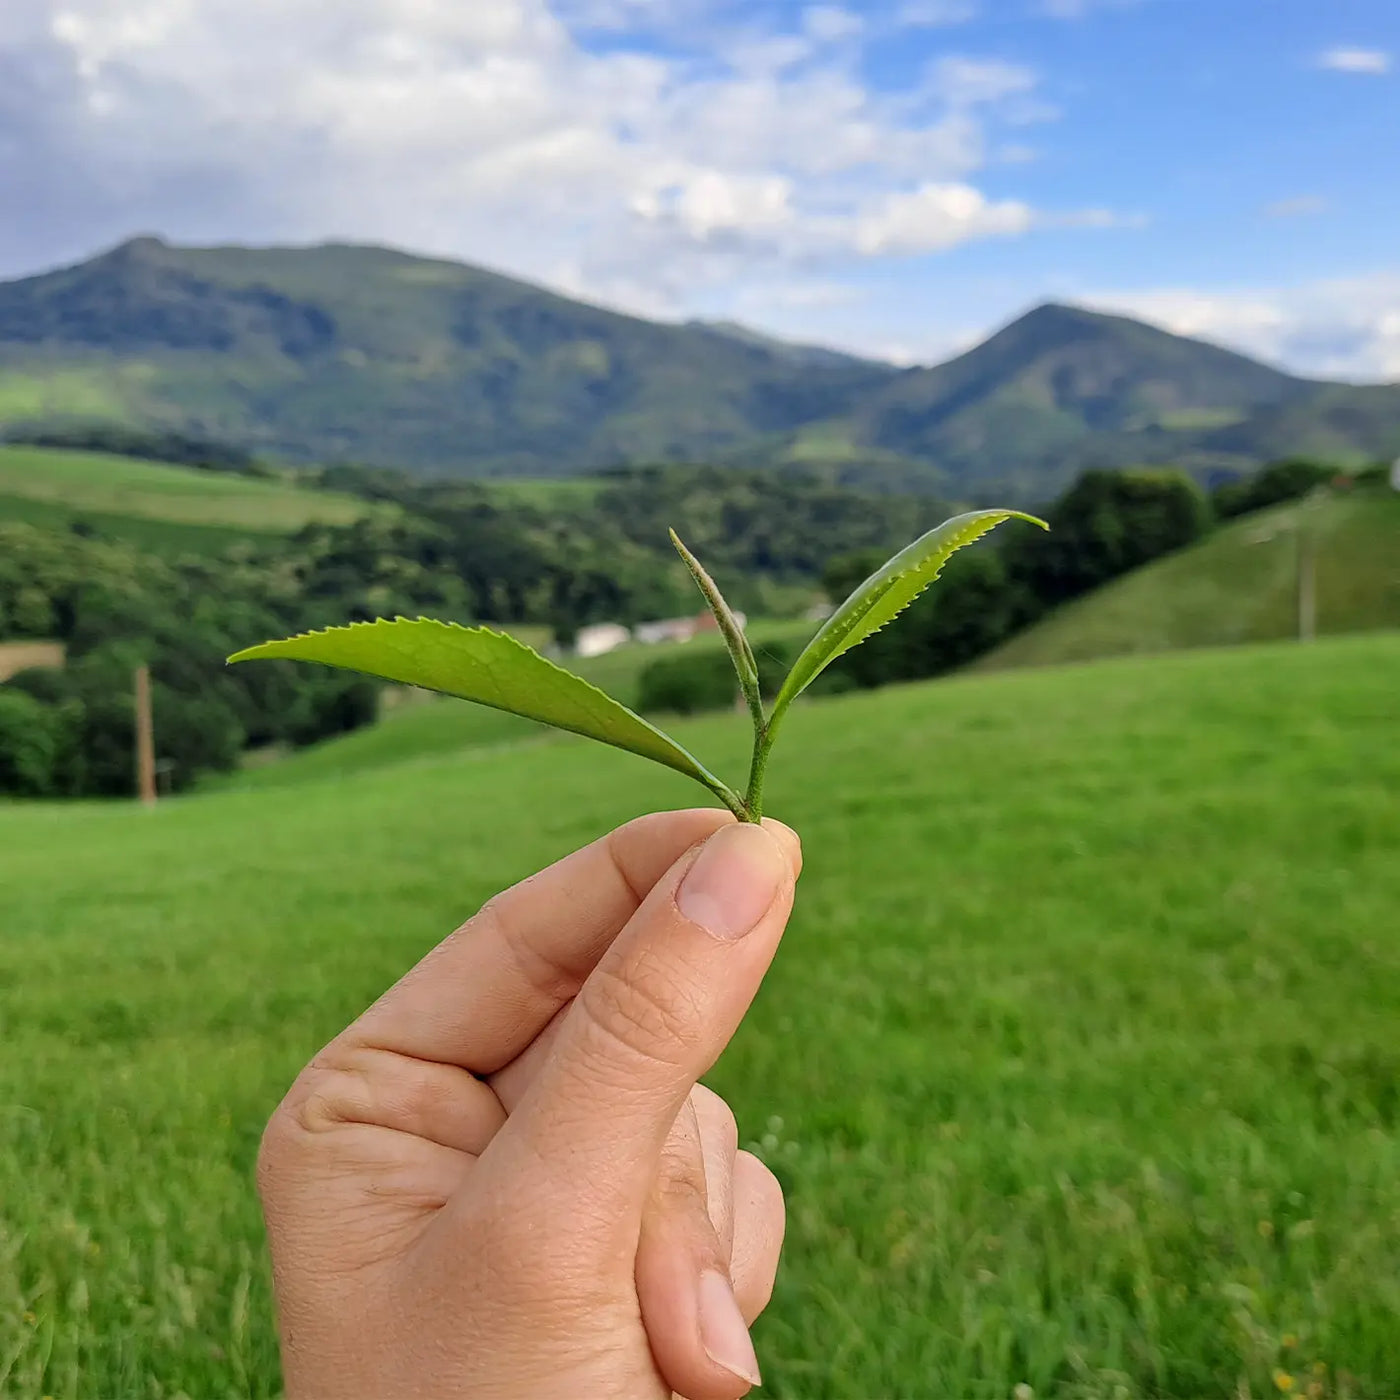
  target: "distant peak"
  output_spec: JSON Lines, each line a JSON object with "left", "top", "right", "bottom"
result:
{"left": 106, "top": 234, "right": 171, "bottom": 260}
{"left": 1016, "top": 301, "right": 1105, "bottom": 327}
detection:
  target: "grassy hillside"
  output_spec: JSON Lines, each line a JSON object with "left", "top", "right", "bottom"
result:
{"left": 4, "top": 636, "right": 1399, "bottom": 1398}
{"left": 0, "top": 443, "right": 379, "bottom": 551}
{"left": 4, "top": 238, "right": 1399, "bottom": 489}
{"left": 980, "top": 487, "right": 1400, "bottom": 672}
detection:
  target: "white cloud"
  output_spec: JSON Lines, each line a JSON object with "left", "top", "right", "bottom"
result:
{"left": 896, "top": 0, "right": 978, "bottom": 26}
{"left": 855, "top": 182, "right": 1033, "bottom": 254}
{"left": 734, "top": 279, "right": 862, "bottom": 311}
{"left": 631, "top": 170, "right": 796, "bottom": 242}
{"left": 930, "top": 55, "right": 1038, "bottom": 106}
{"left": 1317, "top": 47, "right": 1391, "bottom": 75}
{"left": 1079, "top": 273, "right": 1400, "bottom": 381}
{"left": 0, "top": 0, "right": 1136, "bottom": 338}
{"left": 1263, "top": 195, "right": 1329, "bottom": 218}
{"left": 1038, "top": 0, "right": 1138, "bottom": 18}
{"left": 802, "top": 5, "right": 864, "bottom": 43}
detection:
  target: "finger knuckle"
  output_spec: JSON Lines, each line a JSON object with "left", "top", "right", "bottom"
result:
{"left": 655, "top": 1142, "right": 709, "bottom": 1211}
{"left": 479, "top": 893, "right": 579, "bottom": 1005}
{"left": 292, "top": 1067, "right": 369, "bottom": 1136}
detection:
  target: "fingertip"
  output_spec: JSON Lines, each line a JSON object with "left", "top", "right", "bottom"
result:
{"left": 760, "top": 818, "right": 802, "bottom": 879}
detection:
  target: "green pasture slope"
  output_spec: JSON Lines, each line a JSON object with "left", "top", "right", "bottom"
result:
{"left": 0, "top": 444, "right": 377, "bottom": 553}
{"left": 981, "top": 487, "right": 1400, "bottom": 672}
{"left": 3, "top": 635, "right": 1399, "bottom": 1398}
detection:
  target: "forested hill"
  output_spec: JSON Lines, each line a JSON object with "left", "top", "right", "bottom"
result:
{"left": 0, "top": 237, "right": 896, "bottom": 478}
{"left": 2, "top": 236, "right": 1399, "bottom": 491}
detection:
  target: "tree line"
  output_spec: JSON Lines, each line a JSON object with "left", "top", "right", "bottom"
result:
{"left": 0, "top": 453, "right": 1371, "bottom": 798}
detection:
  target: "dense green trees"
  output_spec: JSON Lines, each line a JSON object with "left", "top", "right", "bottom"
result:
{"left": 813, "top": 468, "right": 1211, "bottom": 695}
{"left": 0, "top": 690, "right": 63, "bottom": 796}
{"left": 1, "top": 423, "right": 265, "bottom": 476}
{"left": 1210, "top": 458, "right": 1336, "bottom": 519}
{"left": 304, "top": 463, "right": 951, "bottom": 638}
{"left": 1007, "top": 468, "right": 1212, "bottom": 608}
{"left": 0, "top": 524, "right": 380, "bottom": 797}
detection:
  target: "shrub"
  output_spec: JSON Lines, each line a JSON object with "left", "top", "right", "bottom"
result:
{"left": 1007, "top": 467, "right": 1212, "bottom": 608}
{"left": 639, "top": 644, "right": 797, "bottom": 716}
{"left": 1212, "top": 458, "right": 1335, "bottom": 519}
{"left": 0, "top": 689, "right": 59, "bottom": 796}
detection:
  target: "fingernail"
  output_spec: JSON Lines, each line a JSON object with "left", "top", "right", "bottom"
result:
{"left": 677, "top": 825, "right": 786, "bottom": 941}
{"left": 698, "top": 1270, "right": 762, "bottom": 1387}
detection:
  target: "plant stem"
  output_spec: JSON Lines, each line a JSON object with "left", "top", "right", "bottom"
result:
{"left": 713, "top": 779, "right": 753, "bottom": 823}
{"left": 743, "top": 717, "right": 779, "bottom": 823}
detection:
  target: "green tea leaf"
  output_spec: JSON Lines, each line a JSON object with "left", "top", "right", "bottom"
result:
{"left": 769, "top": 509, "right": 1047, "bottom": 724}
{"left": 669, "top": 528, "right": 762, "bottom": 725}
{"left": 228, "top": 618, "right": 746, "bottom": 815}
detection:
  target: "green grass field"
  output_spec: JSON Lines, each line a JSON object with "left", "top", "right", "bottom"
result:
{"left": 0, "top": 445, "right": 378, "bottom": 546}
{"left": 4, "top": 635, "right": 1399, "bottom": 1398}
{"left": 980, "top": 488, "right": 1400, "bottom": 673}
{"left": 477, "top": 476, "right": 608, "bottom": 507}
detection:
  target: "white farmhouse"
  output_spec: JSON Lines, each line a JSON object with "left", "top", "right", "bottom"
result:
{"left": 574, "top": 622, "right": 631, "bottom": 658}
{"left": 634, "top": 611, "right": 748, "bottom": 646}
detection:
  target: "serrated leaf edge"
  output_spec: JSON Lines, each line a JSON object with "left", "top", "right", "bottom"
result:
{"left": 771, "top": 509, "right": 1047, "bottom": 722}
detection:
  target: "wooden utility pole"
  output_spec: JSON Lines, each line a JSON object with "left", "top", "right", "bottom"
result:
{"left": 1296, "top": 520, "right": 1316, "bottom": 642}
{"left": 134, "top": 665, "right": 157, "bottom": 807}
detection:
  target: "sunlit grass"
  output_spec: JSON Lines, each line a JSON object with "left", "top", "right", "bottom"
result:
{"left": 3, "top": 635, "right": 1398, "bottom": 1397}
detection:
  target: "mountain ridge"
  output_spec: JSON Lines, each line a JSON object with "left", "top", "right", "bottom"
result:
{"left": 1, "top": 236, "right": 1397, "bottom": 492}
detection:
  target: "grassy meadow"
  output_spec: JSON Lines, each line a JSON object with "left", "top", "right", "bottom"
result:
{"left": 3, "top": 635, "right": 1400, "bottom": 1398}
{"left": 980, "top": 488, "right": 1400, "bottom": 673}
{"left": 0, "top": 445, "right": 378, "bottom": 546}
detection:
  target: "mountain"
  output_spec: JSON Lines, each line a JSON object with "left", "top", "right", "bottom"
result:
{"left": 0, "top": 237, "right": 897, "bottom": 477}
{"left": 782, "top": 303, "right": 1400, "bottom": 496}
{"left": 1, "top": 237, "right": 1398, "bottom": 491}
{"left": 687, "top": 319, "right": 875, "bottom": 369}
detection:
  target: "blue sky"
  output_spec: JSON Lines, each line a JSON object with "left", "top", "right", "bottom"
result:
{"left": 1, "top": 0, "right": 1397, "bottom": 376}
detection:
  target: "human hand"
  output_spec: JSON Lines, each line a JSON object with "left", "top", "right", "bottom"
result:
{"left": 257, "top": 809, "right": 801, "bottom": 1400}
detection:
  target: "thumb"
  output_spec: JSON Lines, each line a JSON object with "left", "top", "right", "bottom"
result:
{"left": 484, "top": 820, "right": 797, "bottom": 1233}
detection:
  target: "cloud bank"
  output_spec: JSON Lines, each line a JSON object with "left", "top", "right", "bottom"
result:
{"left": 0, "top": 1, "right": 1394, "bottom": 381}
{"left": 0, "top": 0, "right": 1096, "bottom": 310}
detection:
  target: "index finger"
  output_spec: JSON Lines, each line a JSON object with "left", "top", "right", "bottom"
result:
{"left": 339, "top": 808, "right": 734, "bottom": 1074}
